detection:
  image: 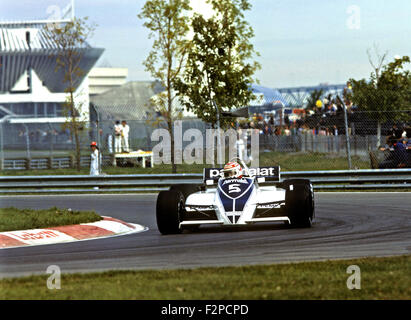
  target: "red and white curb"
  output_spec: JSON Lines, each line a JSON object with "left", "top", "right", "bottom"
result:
{"left": 0, "top": 216, "right": 147, "bottom": 249}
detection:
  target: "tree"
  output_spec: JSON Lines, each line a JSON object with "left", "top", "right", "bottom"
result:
{"left": 305, "top": 89, "right": 324, "bottom": 113}
{"left": 138, "top": 0, "right": 192, "bottom": 173}
{"left": 45, "top": 17, "right": 96, "bottom": 171}
{"left": 366, "top": 44, "right": 388, "bottom": 82}
{"left": 347, "top": 55, "right": 411, "bottom": 147}
{"left": 174, "top": 0, "right": 260, "bottom": 128}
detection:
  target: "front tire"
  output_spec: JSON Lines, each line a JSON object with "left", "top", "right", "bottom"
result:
{"left": 283, "top": 179, "right": 314, "bottom": 228}
{"left": 169, "top": 184, "right": 202, "bottom": 199}
{"left": 156, "top": 190, "right": 185, "bottom": 235}
{"left": 168, "top": 184, "right": 203, "bottom": 233}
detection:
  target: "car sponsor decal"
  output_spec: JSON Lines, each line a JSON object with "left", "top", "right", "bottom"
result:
{"left": 204, "top": 166, "right": 280, "bottom": 181}
{"left": 217, "top": 178, "right": 255, "bottom": 218}
{"left": 218, "top": 178, "right": 254, "bottom": 200}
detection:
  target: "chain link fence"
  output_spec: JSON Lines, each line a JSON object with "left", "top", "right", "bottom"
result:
{"left": 0, "top": 105, "right": 410, "bottom": 174}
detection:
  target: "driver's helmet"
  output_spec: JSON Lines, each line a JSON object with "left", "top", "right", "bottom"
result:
{"left": 222, "top": 161, "right": 243, "bottom": 179}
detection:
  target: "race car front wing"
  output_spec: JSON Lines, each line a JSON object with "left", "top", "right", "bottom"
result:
{"left": 181, "top": 200, "right": 290, "bottom": 228}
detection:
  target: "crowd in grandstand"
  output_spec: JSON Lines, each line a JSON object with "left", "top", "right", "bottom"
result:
{"left": 236, "top": 104, "right": 410, "bottom": 168}
{"left": 378, "top": 124, "right": 411, "bottom": 168}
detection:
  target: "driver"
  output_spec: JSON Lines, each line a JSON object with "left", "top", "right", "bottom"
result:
{"left": 222, "top": 161, "right": 243, "bottom": 179}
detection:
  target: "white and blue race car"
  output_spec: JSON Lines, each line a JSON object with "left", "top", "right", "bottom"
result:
{"left": 156, "top": 159, "right": 315, "bottom": 234}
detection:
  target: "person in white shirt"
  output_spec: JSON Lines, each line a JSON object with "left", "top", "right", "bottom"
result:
{"left": 114, "top": 121, "right": 122, "bottom": 153}
{"left": 107, "top": 133, "right": 113, "bottom": 153}
{"left": 121, "top": 120, "right": 130, "bottom": 152}
{"left": 333, "top": 125, "right": 338, "bottom": 136}
{"left": 90, "top": 141, "right": 101, "bottom": 176}
{"left": 236, "top": 128, "right": 246, "bottom": 162}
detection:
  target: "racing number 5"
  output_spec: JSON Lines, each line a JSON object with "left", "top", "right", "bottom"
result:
{"left": 228, "top": 184, "right": 241, "bottom": 194}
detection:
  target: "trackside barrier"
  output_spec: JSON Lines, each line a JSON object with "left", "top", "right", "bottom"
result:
{"left": 0, "top": 169, "right": 410, "bottom": 194}
{"left": 2, "top": 155, "right": 113, "bottom": 171}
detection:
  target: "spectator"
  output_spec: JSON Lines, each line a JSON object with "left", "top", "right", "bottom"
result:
{"left": 236, "top": 128, "right": 247, "bottom": 162}
{"left": 121, "top": 120, "right": 130, "bottom": 152}
{"left": 332, "top": 125, "right": 338, "bottom": 136}
{"left": 378, "top": 135, "right": 404, "bottom": 169}
{"left": 284, "top": 126, "right": 291, "bottom": 136}
{"left": 114, "top": 120, "right": 122, "bottom": 153}
{"left": 396, "top": 138, "right": 407, "bottom": 150}
{"left": 107, "top": 133, "right": 113, "bottom": 154}
{"left": 330, "top": 102, "right": 338, "bottom": 115}
{"left": 263, "top": 124, "right": 272, "bottom": 135}
{"left": 284, "top": 115, "right": 290, "bottom": 126}
{"left": 89, "top": 141, "right": 101, "bottom": 176}
{"left": 318, "top": 127, "right": 327, "bottom": 136}
{"left": 389, "top": 124, "right": 403, "bottom": 140}
{"left": 379, "top": 135, "right": 396, "bottom": 151}
{"left": 401, "top": 127, "right": 408, "bottom": 139}
{"left": 291, "top": 124, "right": 297, "bottom": 136}
{"left": 394, "top": 138, "right": 409, "bottom": 168}
{"left": 269, "top": 115, "right": 274, "bottom": 127}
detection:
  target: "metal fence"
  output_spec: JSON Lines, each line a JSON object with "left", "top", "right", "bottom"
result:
{"left": 1, "top": 169, "right": 410, "bottom": 194}
{"left": 0, "top": 107, "right": 410, "bottom": 174}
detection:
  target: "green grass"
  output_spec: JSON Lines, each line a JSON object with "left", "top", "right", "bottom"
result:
{"left": 0, "top": 151, "right": 371, "bottom": 176}
{"left": 1, "top": 255, "right": 409, "bottom": 300}
{"left": 0, "top": 207, "right": 102, "bottom": 232}
{"left": 258, "top": 152, "right": 369, "bottom": 171}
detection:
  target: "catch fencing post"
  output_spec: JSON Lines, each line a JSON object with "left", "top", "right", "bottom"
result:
{"left": 213, "top": 100, "right": 223, "bottom": 165}
{"left": 0, "top": 122, "right": 3, "bottom": 171}
{"left": 338, "top": 96, "right": 352, "bottom": 169}
{"left": 97, "top": 113, "right": 102, "bottom": 175}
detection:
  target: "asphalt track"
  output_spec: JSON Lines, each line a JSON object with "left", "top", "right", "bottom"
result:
{"left": 0, "top": 193, "right": 410, "bottom": 278}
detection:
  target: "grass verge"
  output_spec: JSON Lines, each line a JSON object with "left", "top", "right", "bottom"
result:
{"left": 0, "top": 207, "right": 102, "bottom": 232}
{"left": 1, "top": 255, "right": 409, "bottom": 300}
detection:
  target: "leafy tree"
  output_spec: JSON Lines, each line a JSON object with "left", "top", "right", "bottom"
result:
{"left": 174, "top": 0, "right": 260, "bottom": 128}
{"left": 347, "top": 55, "right": 411, "bottom": 147}
{"left": 45, "top": 17, "right": 96, "bottom": 171}
{"left": 138, "top": 0, "right": 192, "bottom": 173}
{"left": 305, "top": 89, "right": 324, "bottom": 113}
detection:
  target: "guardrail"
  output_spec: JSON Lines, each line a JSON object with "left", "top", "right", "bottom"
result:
{"left": 0, "top": 169, "right": 410, "bottom": 194}
{"left": 2, "top": 155, "right": 113, "bottom": 171}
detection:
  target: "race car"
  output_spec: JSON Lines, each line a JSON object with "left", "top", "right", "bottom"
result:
{"left": 156, "top": 159, "right": 315, "bottom": 234}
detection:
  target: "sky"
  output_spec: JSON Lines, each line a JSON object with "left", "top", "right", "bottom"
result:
{"left": 1, "top": 0, "right": 410, "bottom": 88}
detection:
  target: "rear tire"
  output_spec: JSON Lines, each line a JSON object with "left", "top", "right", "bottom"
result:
{"left": 156, "top": 190, "right": 185, "bottom": 235}
{"left": 283, "top": 179, "right": 314, "bottom": 228}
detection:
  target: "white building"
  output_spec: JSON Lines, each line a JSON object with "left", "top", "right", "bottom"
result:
{"left": 88, "top": 67, "right": 128, "bottom": 96}
{"left": 0, "top": 21, "right": 104, "bottom": 124}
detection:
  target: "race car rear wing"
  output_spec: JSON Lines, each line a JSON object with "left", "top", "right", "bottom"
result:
{"left": 203, "top": 166, "right": 281, "bottom": 184}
